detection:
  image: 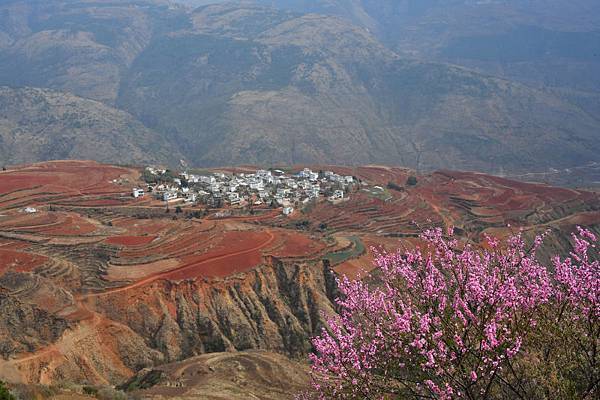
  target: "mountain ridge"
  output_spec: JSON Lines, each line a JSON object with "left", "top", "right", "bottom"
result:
{"left": 0, "top": 86, "right": 182, "bottom": 166}
{"left": 0, "top": 0, "right": 598, "bottom": 179}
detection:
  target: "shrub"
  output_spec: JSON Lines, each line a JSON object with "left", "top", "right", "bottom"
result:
{"left": 82, "top": 386, "right": 98, "bottom": 396}
{"left": 406, "top": 175, "right": 418, "bottom": 186}
{"left": 10, "top": 384, "right": 56, "bottom": 399}
{"left": 0, "top": 381, "right": 15, "bottom": 400}
{"left": 162, "top": 169, "right": 177, "bottom": 182}
{"left": 188, "top": 210, "right": 203, "bottom": 219}
{"left": 301, "top": 227, "right": 599, "bottom": 399}
{"left": 295, "top": 220, "right": 311, "bottom": 230}
{"left": 96, "top": 386, "right": 128, "bottom": 400}
{"left": 387, "top": 181, "right": 404, "bottom": 192}
{"left": 141, "top": 169, "right": 157, "bottom": 184}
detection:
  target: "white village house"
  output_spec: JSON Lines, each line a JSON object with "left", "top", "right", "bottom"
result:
{"left": 144, "top": 166, "right": 359, "bottom": 212}
{"left": 283, "top": 206, "right": 294, "bottom": 216}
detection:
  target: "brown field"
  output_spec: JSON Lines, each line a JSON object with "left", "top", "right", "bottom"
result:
{"left": 174, "top": 230, "right": 275, "bottom": 279}
{"left": 0, "top": 249, "right": 48, "bottom": 274}
{"left": 60, "top": 198, "right": 129, "bottom": 207}
{"left": 266, "top": 231, "right": 327, "bottom": 258}
{"left": 111, "top": 218, "right": 172, "bottom": 235}
{"left": 0, "top": 211, "right": 98, "bottom": 236}
{"left": 106, "top": 259, "right": 180, "bottom": 281}
{"left": 0, "top": 160, "right": 136, "bottom": 210}
{"left": 104, "top": 235, "right": 157, "bottom": 246}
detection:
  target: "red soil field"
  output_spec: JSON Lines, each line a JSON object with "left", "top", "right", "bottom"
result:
{"left": 84, "top": 230, "right": 276, "bottom": 298}
{"left": 111, "top": 219, "right": 170, "bottom": 236}
{"left": 105, "top": 235, "right": 157, "bottom": 246}
{"left": 2, "top": 161, "right": 598, "bottom": 298}
{"left": 305, "top": 189, "right": 437, "bottom": 235}
{"left": 0, "top": 212, "right": 97, "bottom": 236}
{"left": 0, "top": 161, "right": 134, "bottom": 208}
{"left": 434, "top": 171, "right": 580, "bottom": 205}
{"left": 0, "top": 249, "right": 48, "bottom": 274}
{"left": 23, "top": 214, "right": 97, "bottom": 236}
{"left": 267, "top": 232, "right": 326, "bottom": 258}
{"left": 118, "top": 228, "right": 216, "bottom": 259}
{"left": 172, "top": 250, "right": 264, "bottom": 279}
{"left": 0, "top": 212, "right": 59, "bottom": 230}
{"left": 0, "top": 240, "right": 29, "bottom": 251}
{"left": 174, "top": 230, "right": 274, "bottom": 279}
{"left": 0, "top": 175, "right": 56, "bottom": 195}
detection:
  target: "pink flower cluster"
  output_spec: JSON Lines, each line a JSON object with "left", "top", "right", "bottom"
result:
{"left": 303, "top": 227, "right": 599, "bottom": 399}
{"left": 554, "top": 227, "right": 599, "bottom": 319}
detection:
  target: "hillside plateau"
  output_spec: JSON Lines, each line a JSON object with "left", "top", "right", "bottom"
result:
{"left": 120, "top": 350, "right": 310, "bottom": 399}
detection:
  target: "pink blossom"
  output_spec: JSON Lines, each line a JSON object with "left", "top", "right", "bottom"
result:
{"left": 302, "top": 227, "right": 599, "bottom": 399}
{"left": 470, "top": 370, "right": 478, "bottom": 382}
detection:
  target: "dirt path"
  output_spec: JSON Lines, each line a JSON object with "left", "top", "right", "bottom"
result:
{"left": 81, "top": 230, "right": 276, "bottom": 299}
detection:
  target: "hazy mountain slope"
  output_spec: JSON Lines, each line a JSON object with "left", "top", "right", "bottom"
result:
{"left": 251, "top": 0, "right": 600, "bottom": 93}
{"left": 117, "top": 3, "right": 600, "bottom": 173}
{"left": 0, "top": 0, "right": 190, "bottom": 104}
{"left": 0, "top": 0, "right": 598, "bottom": 175}
{"left": 0, "top": 86, "right": 182, "bottom": 166}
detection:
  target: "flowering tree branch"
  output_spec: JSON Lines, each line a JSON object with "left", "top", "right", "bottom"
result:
{"left": 300, "top": 227, "right": 599, "bottom": 399}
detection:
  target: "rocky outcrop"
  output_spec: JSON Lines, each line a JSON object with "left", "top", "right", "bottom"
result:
{"left": 0, "top": 293, "right": 70, "bottom": 359}
{"left": 0, "top": 258, "right": 337, "bottom": 385}
{"left": 96, "top": 259, "right": 337, "bottom": 366}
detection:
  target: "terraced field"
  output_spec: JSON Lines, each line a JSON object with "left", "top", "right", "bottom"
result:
{"left": 0, "top": 161, "right": 598, "bottom": 390}
{"left": 325, "top": 236, "right": 365, "bottom": 265}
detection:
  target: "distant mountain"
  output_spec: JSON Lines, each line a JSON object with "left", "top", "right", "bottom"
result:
{"left": 250, "top": 0, "right": 600, "bottom": 93}
{"left": 0, "top": 0, "right": 189, "bottom": 104}
{"left": 0, "top": 86, "right": 182, "bottom": 166}
{"left": 118, "top": 3, "right": 600, "bottom": 173}
{"left": 0, "top": 0, "right": 599, "bottom": 176}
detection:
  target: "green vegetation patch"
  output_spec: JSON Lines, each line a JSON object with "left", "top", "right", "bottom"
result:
{"left": 0, "top": 381, "right": 15, "bottom": 400}
{"left": 325, "top": 236, "right": 365, "bottom": 265}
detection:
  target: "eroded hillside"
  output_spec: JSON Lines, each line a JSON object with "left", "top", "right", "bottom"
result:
{"left": 0, "top": 87, "right": 182, "bottom": 166}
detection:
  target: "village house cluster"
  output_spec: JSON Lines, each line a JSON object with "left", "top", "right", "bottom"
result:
{"left": 135, "top": 167, "right": 356, "bottom": 215}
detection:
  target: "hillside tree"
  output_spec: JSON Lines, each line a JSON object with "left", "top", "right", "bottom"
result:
{"left": 301, "top": 227, "right": 599, "bottom": 399}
